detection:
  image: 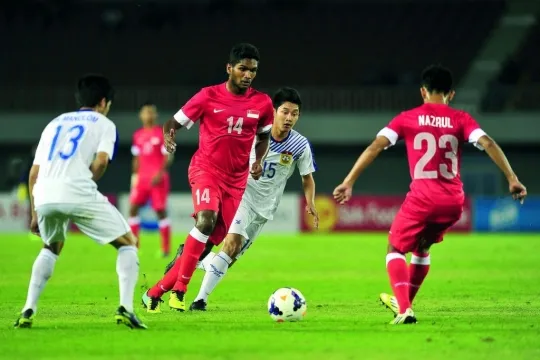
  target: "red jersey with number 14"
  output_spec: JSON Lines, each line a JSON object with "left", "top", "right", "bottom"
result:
{"left": 173, "top": 83, "right": 273, "bottom": 190}
{"left": 377, "top": 103, "right": 486, "bottom": 202}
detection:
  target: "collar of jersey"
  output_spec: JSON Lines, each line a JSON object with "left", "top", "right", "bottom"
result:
{"left": 271, "top": 130, "right": 291, "bottom": 144}
{"left": 77, "top": 109, "right": 95, "bottom": 112}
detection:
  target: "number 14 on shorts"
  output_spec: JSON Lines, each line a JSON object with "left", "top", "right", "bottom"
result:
{"left": 195, "top": 188, "right": 210, "bottom": 205}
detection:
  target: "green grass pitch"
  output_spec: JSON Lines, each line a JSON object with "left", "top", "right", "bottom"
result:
{"left": 1, "top": 232, "right": 539, "bottom": 360}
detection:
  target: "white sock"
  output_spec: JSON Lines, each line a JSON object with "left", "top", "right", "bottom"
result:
{"left": 116, "top": 246, "right": 139, "bottom": 313}
{"left": 23, "top": 248, "right": 58, "bottom": 313}
{"left": 197, "top": 252, "right": 216, "bottom": 271}
{"left": 194, "top": 251, "right": 232, "bottom": 302}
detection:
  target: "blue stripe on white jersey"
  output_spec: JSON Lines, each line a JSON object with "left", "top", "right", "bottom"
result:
{"left": 270, "top": 130, "right": 309, "bottom": 160}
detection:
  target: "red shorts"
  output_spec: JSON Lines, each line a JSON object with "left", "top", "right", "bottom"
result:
{"left": 129, "top": 174, "right": 170, "bottom": 211}
{"left": 389, "top": 195, "right": 463, "bottom": 253}
{"left": 189, "top": 170, "right": 244, "bottom": 246}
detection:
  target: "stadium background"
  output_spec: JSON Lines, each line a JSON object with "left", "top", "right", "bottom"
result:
{"left": 0, "top": 0, "right": 538, "bottom": 234}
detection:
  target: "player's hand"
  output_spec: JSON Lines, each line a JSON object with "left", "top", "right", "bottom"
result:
{"left": 333, "top": 182, "right": 353, "bottom": 204}
{"left": 164, "top": 129, "right": 177, "bottom": 153}
{"left": 509, "top": 178, "right": 527, "bottom": 204}
{"left": 305, "top": 203, "right": 319, "bottom": 229}
{"left": 250, "top": 162, "right": 263, "bottom": 180}
{"left": 30, "top": 216, "right": 40, "bottom": 237}
{"left": 151, "top": 173, "right": 163, "bottom": 186}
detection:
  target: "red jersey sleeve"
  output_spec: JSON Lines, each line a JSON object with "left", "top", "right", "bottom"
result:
{"left": 257, "top": 98, "right": 274, "bottom": 134}
{"left": 376, "top": 113, "right": 404, "bottom": 147}
{"left": 173, "top": 89, "right": 207, "bottom": 130}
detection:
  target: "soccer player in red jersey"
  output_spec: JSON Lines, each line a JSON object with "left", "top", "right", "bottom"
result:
{"left": 333, "top": 65, "right": 527, "bottom": 325}
{"left": 144, "top": 43, "right": 273, "bottom": 312}
{"left": 128, "top": 103, "right": 173, "bottom": 256}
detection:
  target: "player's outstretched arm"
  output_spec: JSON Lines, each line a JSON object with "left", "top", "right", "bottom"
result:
{"left": 477, "top": 135, "right": 527, "bottom": 202}
{"left": 333, "top": 136, "right": 390, "bottom": 204}
{"left": 302, "top": 173, "right": 319, "bottom": 229}
{"left": 90, "top": 152, "right": 110, "bottom": 181}
{"left": 251, "top": 132, "right": 270, "bottom": 180}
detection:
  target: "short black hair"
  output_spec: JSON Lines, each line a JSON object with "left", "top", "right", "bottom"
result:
{"left": 228, "top": 43, "right": 260, "bottom": 66}
{"left": 139, "top": 101, "right": 156, "bottom": 110}
{"left": 75, "top": 74, "right": 115, "bottom": 107}
{"left": 421, "top": 64, "right": 453, "bottom": 95}
{"left": 272, "top": 87, "right": 302, "bottom": 110}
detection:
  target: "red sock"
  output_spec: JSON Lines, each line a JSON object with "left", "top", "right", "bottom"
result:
{"left": 147, "top": 258, "right": 181, "bottom": 298}
{"left": 128, "top": 217, "right": 140, "bottom": 248}
{"left": 158, "top": 218, "right": 171, "bottom": 254}
{"left": 386, "top": 253, "right": 411, "bottom": 313}
{"left": 409, "top": 252, "right": 430, "bottom": 303}
{"left": 172, "top": 228, "right": 209, "bottom": 293}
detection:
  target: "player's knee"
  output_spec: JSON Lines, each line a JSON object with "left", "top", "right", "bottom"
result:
{"left": 111, "top": 232, "right": 138, "bottom": 248}
{"left": 129, "top": 205, "right": 139, "bottom": 217}
{"left": 44, "top": 242, "right": 64, "bottom": 256}
{"left": 195, "top": 210, "right": 218, "bottom": 235}
{"left": 222, "top": 234, "right": 243, "bottom": 258}
{"left": 156, "top": 209, "right": 167, "bottom": 219}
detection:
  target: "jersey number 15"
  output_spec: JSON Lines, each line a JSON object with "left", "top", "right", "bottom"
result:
{"left": 414, "top": 132, "right": 458, "bottom": 180}
{"left": 48, "top": 125, "right": 86, "bottom": 161}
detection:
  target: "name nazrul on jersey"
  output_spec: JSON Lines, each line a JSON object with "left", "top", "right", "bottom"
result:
{"left": 418, "top": 115, "right": 452, "bottom": 128}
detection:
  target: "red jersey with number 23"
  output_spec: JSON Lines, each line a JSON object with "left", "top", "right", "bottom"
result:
{"left": 173, "top": 83, "right": 273, "bottom": 190}
{"left": 377, "top": 103, "right": 487, "bottom": 204}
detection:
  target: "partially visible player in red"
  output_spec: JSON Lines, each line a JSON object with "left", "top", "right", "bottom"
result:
{"left": 128, "top": 103, "right": 173, "bottom": 256}
{"left": 145, "top": 43, "right": 273, "bottom": 312}
{"left": 333, "top": 65, "right": 527, "bottom": 325}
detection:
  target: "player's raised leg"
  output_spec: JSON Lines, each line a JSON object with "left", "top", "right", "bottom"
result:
{"left": 164, "top": 241, "right": 215, "bottom": 274}
{"left": 146, "top": 180, "right": 221, "bottom": 312}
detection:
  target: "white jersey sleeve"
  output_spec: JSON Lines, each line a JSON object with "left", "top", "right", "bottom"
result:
{"left": 297, "top": 142, "right": 317, "bottom": 176}
{"left": 97, "top": 121, "right": 118, "bottom": 161}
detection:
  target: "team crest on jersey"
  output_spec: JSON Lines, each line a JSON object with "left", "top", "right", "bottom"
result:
{"left": 279, "top": 151, "right": 293, "bottom": 165}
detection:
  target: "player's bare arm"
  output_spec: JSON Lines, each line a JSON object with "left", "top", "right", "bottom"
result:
{"left": 477, "top": 135, "right": 527, "bottom": 202}
{"left": 28, "top": 164, "right": 40, "bottom": 235}
{"left": 333, "top": 136, "right": 390, "bottom": 204}
{"left": 251, "top": 132, "right": 270, "bottom": 180}
{"left": 302, "top": 173, "right": 319, "bottom": 229}
{"left": 90, "top": 152, "right": 110, "bottom": 181}
{"left": 163, "top": 119, "right": 183, "bottom": 153}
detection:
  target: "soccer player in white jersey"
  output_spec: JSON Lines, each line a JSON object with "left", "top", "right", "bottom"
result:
{"left": 145, "top": 87, "right": 318, "bottom": 312}
{"left": 14, "top": 75, "right": 147, "bottom": 329}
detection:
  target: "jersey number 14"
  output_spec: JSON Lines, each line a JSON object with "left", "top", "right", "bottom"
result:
{"left": 227, "top": 116, "right": 243, "bottom": 134}
{"left": 414, "top": 132, "right": 458, "bottom": 180}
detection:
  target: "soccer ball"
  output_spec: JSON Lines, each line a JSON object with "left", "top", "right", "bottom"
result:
{"left": 267, "top": 287, "right": 307, "bottom": 322}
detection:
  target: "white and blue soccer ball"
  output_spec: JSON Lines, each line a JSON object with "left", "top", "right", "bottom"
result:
{"left": 267, "top": 287, "right": 307, "bottom": 322}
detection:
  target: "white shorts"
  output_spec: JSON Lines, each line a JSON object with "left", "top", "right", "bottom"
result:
{"left": 36, "top": 200, "right": 130, "bottom": 246}
{"left": 228, "top": 200, "right": 267, "bottom": 259}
